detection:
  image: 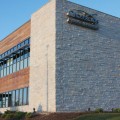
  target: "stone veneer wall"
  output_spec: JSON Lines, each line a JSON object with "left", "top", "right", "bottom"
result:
{"left": 56, "top": 0, "right": 120, "bottom": 111}
{"left": 30, "top": 0, "right": 56, "bottom": 112}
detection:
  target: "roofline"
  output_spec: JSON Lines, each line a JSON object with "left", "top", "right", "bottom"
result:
{"left": 1, "top": 1, "right": 120, "bottom": 42}
{"left": 68, "top": 0, "right": 120, "bottom": 20}
{"left": 0, "top": 20, "right": 31, "bottom": 42}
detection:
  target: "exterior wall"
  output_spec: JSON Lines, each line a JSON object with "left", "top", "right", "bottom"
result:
{"left": 56, "top": 0, "right": 120, "bottom": 111}
{"left": 30, "top": 0, "right": 56, "bottom": 112}
{"left": 0, "top": 21, "right": 30, "bottom": 93}
{"left": 0, "top": 67, "right": 29, "bottom": 93}
{"left": 1, "top": 0, "right": 120, "bottom": 113}
{"left": 0, "top": 21, "right": 30, "bottom": 113}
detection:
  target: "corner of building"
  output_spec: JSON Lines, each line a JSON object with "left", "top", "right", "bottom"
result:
{"left": 29, "top": 0, "right": 56, "bottom": 112}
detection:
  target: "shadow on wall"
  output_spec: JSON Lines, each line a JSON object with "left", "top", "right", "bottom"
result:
{"left": 37, "top": 104, "right": 42, "bottom": 112}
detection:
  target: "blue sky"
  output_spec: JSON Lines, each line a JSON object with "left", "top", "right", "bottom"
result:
{"left": 0, "top": 0, "right": 120, "bottom": 40}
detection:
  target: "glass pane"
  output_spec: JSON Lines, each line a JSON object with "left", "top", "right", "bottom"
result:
{"left": 15, "top": 90, "right": 19, "bottom": 106}
{"left": 13, "top": 46, "right": 17, "bottom": 51}
{"left": 23, "top": 88, "right": 27, "bottom": 105}
{"left": 4, "top": 68, "right": 7, "bottom": 76}
{"left": 2, "top": 54, "right": 4, "bottom": 58}
{"left": 27, "top": 88, "right": 29, "bottom": 104}
{"left": 10, "top": 58, "right": 13, "bottom": 65}
{"left": 0, "top": 64, "right": 2, "bottom": 71}
{"left": 13, "top": 55, "right": 17, "bottom": 64}
{"left": 10, "top": 65, "right": 13, "bottom": 74}
{"left": 1, "top": 69, "right": 3, "bottom": 78}
{"left": 20, "top": 51, "right": 24, "bottom": 60}
{"left": 3, "top": 61, "right": 7, "bottom": 68}
{"left": 12, "top": 91, "right": 15, "bottom": 107}
{"left": 17, "top": 62, "right": 20, "bottom": 71}
{"left": 25, "top": 39, "right": 29, "bottom": 44}
{"left": 21, "top": 41, "right": 24, "bottom": 47}
{"left": 24, "top": 49, "right": 29, "bottom": 58}
{"left": 8, "top": 50, "right": 10, "bottom": 55}
{"left": 7, "top": 66, "right": 9, "bottom": 75}
{"left": 0, "top": 94, "right": 2, "bottom": 108}
{"left": 24, "top": 58, "right": 28, "bottom": 68}
{"left": 7, "top": 59, "right": 10, "bottom": 66}
{"left": 19, "top": 89, "right": 23, "bottom": 106}
{"left": 17, "top": 53, "right": 20, "bottom": 62}
{"left": 20, "top": 60, "right": 24, "bottom": 70}
{"left": 11, "top": 48, "right": 14, "bottom": 53}
{"left": 2, "top": 93, "right": 6, "bottom": 108}
{"left": 28, "top": 57, "right": 30, "bottom": 67}
{"left": 17, "top": 44, "right": 21, "bottom": 49}
{"left": 13, "top": 63, "right": 16, "bottom": 73}
{"left": 8, "top": 92, "right": 12, "bottom": 107}
{"left": 6, "top": 92, "right": 9, "bottom": 107}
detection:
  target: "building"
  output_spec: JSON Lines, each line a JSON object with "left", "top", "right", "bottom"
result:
{"left": 0, "top": 0, "right": 120, "bottom": 113}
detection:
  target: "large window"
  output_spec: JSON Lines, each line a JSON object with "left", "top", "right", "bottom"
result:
{"left": 0, "top": 87, "right": 29, "bottom": 108}
{"left": 0, "top": 38, "right": 30, "bottom": 78}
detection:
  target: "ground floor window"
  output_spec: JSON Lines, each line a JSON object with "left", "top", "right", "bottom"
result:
{"left": 0, "top": 87, "right": 29, "bottom": 108}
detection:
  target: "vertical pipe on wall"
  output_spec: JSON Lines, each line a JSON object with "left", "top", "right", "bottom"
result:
{"left": 46, "top": 45, "right": 49, "bottom": 112}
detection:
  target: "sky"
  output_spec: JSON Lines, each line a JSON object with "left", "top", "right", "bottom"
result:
{"left": 0, "top": 0, "right": 120, "bottom": 41}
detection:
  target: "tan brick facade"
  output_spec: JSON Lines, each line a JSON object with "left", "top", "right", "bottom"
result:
{"left": 30, "top": 0, "right": 56, "bottom": 112}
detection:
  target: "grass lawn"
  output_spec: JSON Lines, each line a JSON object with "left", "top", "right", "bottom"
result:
{"left": 74, "top": 113, "right": 120, "bottom": 120}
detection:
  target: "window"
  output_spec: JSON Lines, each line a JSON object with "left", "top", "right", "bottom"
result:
{"left": 17, "top": 53, "right": 20, "bottom": 62}
{"left": 15, "top": 90, "right": 19, "bottom": 106}
{"left": 12, "top": 91, "right": 15, "bottom": 107}
{"left": 6, "top": 92, "right": 9, "bottom": 107}
{"left": 2, "top": 93, "right": 6, "bottom": 108}
{"left": 20, "top": 60, "right": 24, "bottom": 70}
{"left": 13, "top": 63, "right": 16, "bottom": 73}
{"left": 13, "top": 46, "right": 17, "bottom": 51}
{"left": 21, "top": 41, "right": 24, "bottom": 47}
{"left": 7, "top": 66, "right": 9, "bottom": 75}
{"left": 0, "top": 38, "right": 30, "bottom": 78}
{"left": 0, "top": 87, "right": 29, "bottom": 108}
{"left": 8, "top": 92, "right": 12, "bottom": 107}
{"left": 3, "top": 68, "right": 7, "bottom": 76}
{"left": 24, "top": 58, "right": 28, "bottom": 68}
{"left": 17, "top": 44, "right": 21, "bottom": 49}
{"left": 0, "top": 94, "right": 2, "bottom": 108}
{"left": 1, "top": 69, "right": 3, "bottom": 78}
{"left": 9, "top": 65, "right": 13, "bottom": 74}
{"left": 23, "top": 88, "right": 27, "bottom": 105}
{"left": 17, "top": 62, "right": 20, "bottom": 71}
{"left": 19, "top": 89, "right": 23, "bottom": 106}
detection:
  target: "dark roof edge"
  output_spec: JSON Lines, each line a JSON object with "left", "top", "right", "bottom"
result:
{"left": 0, "top": 20, "right": 31, "bottom": 42}
{"left": 68, "top": 0, "right": 120, "bottom": 20}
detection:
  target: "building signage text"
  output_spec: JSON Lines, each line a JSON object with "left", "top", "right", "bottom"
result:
{"left": 66, "top": 10, "right": 99, "bottom": 30}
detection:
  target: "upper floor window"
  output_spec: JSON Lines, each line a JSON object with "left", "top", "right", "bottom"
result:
{"left": 0, "top": 38, "right": 30, "bottom": 78}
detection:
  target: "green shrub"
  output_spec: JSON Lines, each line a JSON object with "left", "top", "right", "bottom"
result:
{"left": 25, "top": 112, "right": 33, "bottom": 118}
{"left": 4, "top": 114, "right": 14, "bottom": 120}
{"left": 95, "top": 108, "right": 103, "bottom": 113}
{"left": 1, "top": 114, "right": 7, "bottom": 118}
{"left": 0, "top": 113, "right": 2, "bottom": 118}
{"left": 112, "top": 108, "right": 120, "bottom": 113}
{"left": 1, "top": 111, "right": 27, "bottom": 120}
{"left": 14, "top": 111, "right": 26, "bottom": 119}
